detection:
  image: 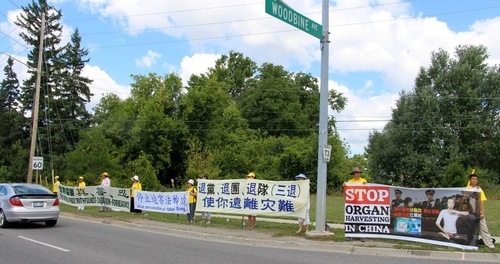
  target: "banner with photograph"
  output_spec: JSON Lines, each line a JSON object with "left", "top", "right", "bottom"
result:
{"left": 196, "top": 179, "right": 310, "bottom": 218}
{"left": 134, "top": 191, "right": 189, "bottom": 214}
{"left": 58, "top": 184, "right": 130, "bottom": 212}
{"left": 343, "top": 184, "right": 482, "bottom": 250}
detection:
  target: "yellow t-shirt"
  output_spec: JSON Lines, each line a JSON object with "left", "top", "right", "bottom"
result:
{"left": 53, "top": 181, "right": 60, "bottom": 193}
{"left": 187, "top": 186, "right": 197, "bottom": 203}
{"left": 78, "top": 181, "right": 86, "bottom": 188}
{"left": 131, "top": 182, "right": 142, "bottom": 197}
{"left": 348, "top": 178, "right": 367, "bottom": 184}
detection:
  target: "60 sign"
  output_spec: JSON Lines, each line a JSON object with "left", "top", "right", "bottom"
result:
{"left": 32, "top": 156, "right": 43, "bottom": 170}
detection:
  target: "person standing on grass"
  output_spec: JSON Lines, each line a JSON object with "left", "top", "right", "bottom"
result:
{"left": 295, "top": 173, "right": 310, "bottom": 233}
{"left": 130, "top": 175, "right": 142, "bottom": 214}
{"left": 77, "top": 176, "right": 86, "bottom": 210}
{"left": 467, "top": 173, "right": 495, "bottom": 250}
{"left": 99, "top": 172, "right": 111, "bottom": 212}
{"left": 246, "top": 172, "right": 257, "bottom": 229}
{"left": 187, "top": 179, "right": 197, "bottom": 223}
{"left": 53, "top": 176, "right": 60, "bottom": 196}
{"left": 343, "top": 167, "right": 367, "bottom": 242}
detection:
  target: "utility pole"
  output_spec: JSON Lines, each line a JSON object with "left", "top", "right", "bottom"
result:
{"left": 314, "top": 0, "right": 330, "bottom": 233}
{"left": 27, "top": 12, "right": 45, "bottom": 183}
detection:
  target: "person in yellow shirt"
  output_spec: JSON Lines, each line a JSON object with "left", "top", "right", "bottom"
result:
{"left": 246, "top": 172, "right": 257, "bottom": 229}
{"left": 467, "top": 173, "right": 495, "bottom": 250}
{"left": 130, "top": 175, "right": 142, "bottom": 214}
{"left": 187, "top": 179, "right": 197, "bottom": 223}
{"left": 344, "top": 167, "right": 367, "bottom": 242}
{"left": 77, "top": 176, "right": 86, "bottom": 210}
{"left": 53, "top": 176, "right": 60, "bottom": 196}
{"left": 347, "top": 167, "right": 367, "bottom": 184}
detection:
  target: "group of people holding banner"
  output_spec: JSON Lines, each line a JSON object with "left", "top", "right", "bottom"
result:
{"left": 185, "top": 172, "right": 310, "bottom": 234}
{"left": 343, "top": 167, "right": 495, "bottom": 250}
{"left": 55, "top": 172, "right": 143, "bottom": 214}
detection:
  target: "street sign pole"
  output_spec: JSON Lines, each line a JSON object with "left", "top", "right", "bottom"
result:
{"left": 314, "top": 0, "right": 330, "bottom": 234}
{"left": 265, "top": 0, "right": 331, "bottom": 234}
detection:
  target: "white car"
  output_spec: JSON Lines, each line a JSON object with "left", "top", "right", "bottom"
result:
{"left": 0, "top": 183, "right": 60, "bottom": 228}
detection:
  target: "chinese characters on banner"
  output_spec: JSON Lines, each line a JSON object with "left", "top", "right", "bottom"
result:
{"left": 344, "top": 184, "right": 481, "bottom": 250}
{"left": 196, "top": 179, "right": 310, "bottom": 218}
{"left": 58, "top": 184, "right": 130, "bottom": 212}
{"left": 134, "top": 191, "right": 189, "bottom": 214}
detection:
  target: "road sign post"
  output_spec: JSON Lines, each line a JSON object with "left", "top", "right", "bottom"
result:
{"left": 265, "top": 0, "right": 331, "bottom": 235}
{"left": 265, "top": 0, "right": 323, "bottom": 39}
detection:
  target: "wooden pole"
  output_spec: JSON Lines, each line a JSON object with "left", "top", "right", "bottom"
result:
{"left": 27, "top": 12, "right": 45, "bottom": 183}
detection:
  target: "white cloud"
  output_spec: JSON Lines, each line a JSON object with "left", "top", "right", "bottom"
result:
{"left": 82, "top": 65, "right": 131, "bottom": 112}
{"left": 179, "top": 53, "right": 220, "bottom": 85}
{"left": 135, "top": 50, "right": 161, "bottom": 68}
{"left": 331, "top": 79, "right": 398, "bottom": 155}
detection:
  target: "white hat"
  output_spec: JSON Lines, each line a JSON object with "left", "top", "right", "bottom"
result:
{"left": 188, "top": 179, "right": 194, "bottom": 185}
{"left": 295, "top": 173, "right": 307, "bottom": 179}
{"left": 132, "top": 175, "right": 139, "bottom": 181}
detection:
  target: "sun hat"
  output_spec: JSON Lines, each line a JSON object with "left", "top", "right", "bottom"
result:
{"left": 295, "top": 173, "right": 307, "bottom": 180}
{"left": 102, "top": 172, "right": 109, "bottom": 177}
{"left": 78, "top": 176, "right": 83, "bottom": 180}
{"left": 55, "top": 176, "right": 59, "bottom": 179}
{"left": 246, "top": 172, "right": 256, "bottom": 178}
{"left": 132, "top": 175, "right": 139, "bottom": 181}
{"left": 350, "top": 167, "right": 362, "bottom": 175}
{"left": 188, "top": 179, "right": 195, "bottom": 185}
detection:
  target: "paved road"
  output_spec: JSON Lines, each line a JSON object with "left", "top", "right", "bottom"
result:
{"left": 0, "top": 215, "right": 497, "bottom": 264}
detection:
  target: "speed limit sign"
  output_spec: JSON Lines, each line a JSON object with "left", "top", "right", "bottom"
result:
{"left": 32, "top": 156, "right": 43, "bottom": 170}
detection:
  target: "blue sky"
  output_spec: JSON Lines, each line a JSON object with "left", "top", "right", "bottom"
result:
{"left": 1, "top": 0, "right": 499, "bottom": 156}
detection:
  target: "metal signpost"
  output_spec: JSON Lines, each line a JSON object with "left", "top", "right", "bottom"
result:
{"left": 266, "top": 0, "right": 330, "bottom": 234}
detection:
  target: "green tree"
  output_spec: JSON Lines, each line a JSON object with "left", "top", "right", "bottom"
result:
{"left": 1, "top": 56, "right": 20, "bottom": 112}
{"left": 366, "top": 45, "right": 500, "bottom": 187}
{"left": 61, "top": 129, "right": 123, "bottom": 186}
{"left": 93, "top": 73, "right": 190, "bottom": 186}
{"left": 15, "top": 0, "right": 91, "bottom": 173}
{"left": 126, "top": 152, "right": 163, "bottom": 191}
{"left": 239, "top": 63, "right": 320, "bottom": 138}
{"left": 205, "top": 51, "right": 257, "bottom": 100}
{"left": 0, "top": 56, "right": 27, "bottom": 182}
{"left": 54, "top": 28, "right": 93, "bottom": 151}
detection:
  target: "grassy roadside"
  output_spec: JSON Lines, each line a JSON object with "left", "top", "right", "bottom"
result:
{"left": 59, "top": 195, "right": 499, "bottom": 253}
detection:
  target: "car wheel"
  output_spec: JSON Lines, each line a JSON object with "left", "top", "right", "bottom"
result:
{"left": 45, "top": 220, "right": 57, "bottom": 227}
{"left": 0, "top": 210, "right": 11, "bottom": 228}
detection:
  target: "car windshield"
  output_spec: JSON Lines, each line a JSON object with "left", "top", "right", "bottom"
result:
{"left": 12, "top": 184, "right": 53, "bottom": 195}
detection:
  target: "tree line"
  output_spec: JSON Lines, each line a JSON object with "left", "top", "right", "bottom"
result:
{"left": 1, "top": 0, "right": 498, "bottom": 192}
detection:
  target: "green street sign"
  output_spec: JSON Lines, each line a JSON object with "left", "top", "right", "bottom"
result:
{"left": 265, "top": 0, "right": 323, "bottom": 39}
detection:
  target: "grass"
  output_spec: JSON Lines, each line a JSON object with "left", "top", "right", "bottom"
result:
{"left": 59, "top": 194, "right": 499, "bottom": 253}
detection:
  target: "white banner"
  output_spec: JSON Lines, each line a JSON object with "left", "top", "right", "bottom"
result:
{"left": 196, "top": 179, "right": 310, "bottom": 217}
{"left": 58, "top": 184, "right": 130, "bottom": 212}
{"left": 134, "top": 191, "right": 189, "bottom": 214}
